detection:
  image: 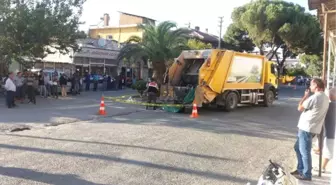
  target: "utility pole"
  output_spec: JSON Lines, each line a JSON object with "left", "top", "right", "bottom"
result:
{"left": 218, "top": 16, "right": 224, "bottom": 49}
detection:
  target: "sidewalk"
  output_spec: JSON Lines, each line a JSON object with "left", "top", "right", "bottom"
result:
{"left": 296, "top": 150, "right": 332, "bottom": 185}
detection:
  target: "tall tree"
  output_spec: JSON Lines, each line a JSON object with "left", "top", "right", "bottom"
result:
{"left": 300, "top": 54, "right": 324, "bottom": 77}
{"left": 230, "top": 0, "right": 322, "bottom": 74}
{"left": 187, "top": 39, "right": 212, "bottom": 50}
{"left": 118, "top": 21, "right": 190, "bottom": 84}
{"left": 223, "top": 23, "right": 255, "bottom": 52}
{"left": 0, "top": 0, "right": 86, "bottom": 67}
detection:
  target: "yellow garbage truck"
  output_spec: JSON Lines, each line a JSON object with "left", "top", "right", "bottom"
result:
{"left": 165, "top": 49, "right": 278, "bottom": 111}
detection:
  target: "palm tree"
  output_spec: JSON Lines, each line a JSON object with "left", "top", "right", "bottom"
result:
{"left": 117, "top": 21, "right": 190, "bottom": 84}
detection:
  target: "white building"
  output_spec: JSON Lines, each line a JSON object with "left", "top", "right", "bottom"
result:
{"left": 9, "top": 38, "right": 121, "bottom": 77}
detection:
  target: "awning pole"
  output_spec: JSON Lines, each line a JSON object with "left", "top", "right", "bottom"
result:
{"left": 319, "top": 9, "right": 328, "bottom": 178}
{"left": 333, "top": 41, "right": 336, "bottom": 88}
{"left": 322, "top": 13, "right": 328, "bottom": 84}
{"left": 327, "top": 37, "right": 331, "bottom": 90}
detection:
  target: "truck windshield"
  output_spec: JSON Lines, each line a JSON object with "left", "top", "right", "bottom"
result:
{"left": 271, "top": 64, "right": 278, "bottom": 75}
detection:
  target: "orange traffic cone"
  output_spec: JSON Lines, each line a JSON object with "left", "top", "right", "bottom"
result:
{"left": 190, "top": 104, "right": 199, "bottom": 118}
{"left": 98, "top": 96, "right": 106, "bottom": 115}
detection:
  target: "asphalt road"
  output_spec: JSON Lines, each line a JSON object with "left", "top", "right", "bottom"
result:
{"left": 0, "top": 87, "right": 318, "bottom": 185}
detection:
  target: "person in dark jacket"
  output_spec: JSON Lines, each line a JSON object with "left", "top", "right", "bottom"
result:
{"left": 107, "top": 75, "right": 112, "bottom": 90}
{"left": 60, "top": 74, "right": 67, "bottom": 97}
{"left": 146, "top": 78, "right": 159, "bottom": 110}
{"left": 85, "top": 71, "right": 90, "bottom": 91}
{"left": 72, "top": 70, "right": 80, "bottom": 95}
{"left": 319, "top": 88, "right": 336, "bottom": 173}
{"left": 26, "top": 72, "right": 36, "bottom": 104}
{"left": 51, "top": 72, "right": 58, "bottom": 99}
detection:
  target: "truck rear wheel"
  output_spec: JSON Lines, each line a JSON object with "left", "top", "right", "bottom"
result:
{"left": 263, "top": 90, "right": 275, "bottom": 107}
{"left": 225, "top": 92, "right": 238, "bottom": 111}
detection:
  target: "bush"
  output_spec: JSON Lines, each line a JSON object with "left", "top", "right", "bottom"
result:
{"left": 132, "top": 80, "right": 147, "bottom": 96}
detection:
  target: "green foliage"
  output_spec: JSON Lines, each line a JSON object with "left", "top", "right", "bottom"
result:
{"left": 126, "top": 35, "right": 142, "bottom": 44}
{"left": 300, "top": 54, "right": 323, "bottom": 77}
{"left": 132, "top": 80, "right": 147, "bottom": 96}
{"left": 0, "top": 0, "right": 86, "bottom": 66}
{"left": 187, "top": 39, "right": 212, "bottom": 50}
{"left": 118, "top": 21, "right": 190, "bottom": 83}
{"left": 230, "top": 0, "right": 322, "bottom": 68}
{"left": 286, "top": 65, "right": 307, "bottom": 76}
{"left": 223, "top": 23, "right": 255, "bottom": 52}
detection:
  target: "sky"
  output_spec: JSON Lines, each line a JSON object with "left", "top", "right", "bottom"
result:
{"left": 79, "top": 0, "right": 312, "bottom": 36}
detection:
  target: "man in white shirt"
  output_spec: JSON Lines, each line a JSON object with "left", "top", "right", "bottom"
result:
{"left": 4, "top": 72, "right": 17, "bottom": 108}
{"left": 291, "top": 78, "right": 329, "bottom": 181}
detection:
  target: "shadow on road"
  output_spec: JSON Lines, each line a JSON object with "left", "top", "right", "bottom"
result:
{"left": 0, "top": 166, "right": 106, "bottom": 185}
{"left": 5, "top": 134, "right": 235, "bottom": 162}
{"left": 0, "top": 143, "right": 251, "bottom": 183}
{"left": 96, "top": 104, "right": 298, "bottom": 142}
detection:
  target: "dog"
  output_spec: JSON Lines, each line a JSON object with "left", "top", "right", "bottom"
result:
{"left": 247, "top": 160, "right": 298, "bottom": 185}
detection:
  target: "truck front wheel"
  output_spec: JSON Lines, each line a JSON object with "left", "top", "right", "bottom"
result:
{"left": 264, "top": 89, "right": 275, "bottom": 107}
{"left": 224, "top": 92, "right": 238, "bottom": 111}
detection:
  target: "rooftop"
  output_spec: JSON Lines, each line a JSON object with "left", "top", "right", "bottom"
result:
{"left": 89, "top": 24, "right": 138, "bottom": 30}
{"left": 188, "top": 28, "right": 220, "bottom": 43}
{"left": 308, "top": 0, "right": 336, "bottom": 39}
{"left": 118, "top": 11, "right": 156, "bottom": 22}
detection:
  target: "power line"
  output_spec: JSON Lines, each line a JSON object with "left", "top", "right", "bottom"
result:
{"left": 218, "top": 16, "right": 224, "bottom": 49}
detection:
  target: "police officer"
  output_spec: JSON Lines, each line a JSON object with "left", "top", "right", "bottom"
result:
{"left": 146, "top": 78, "right": 159, "bottom": 110}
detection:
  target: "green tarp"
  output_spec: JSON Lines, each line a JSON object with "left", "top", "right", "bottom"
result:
{"left": 162, "top": 87, "right": 195, "bottom": 113}
{"left": 183, "top": 87, "right": 195, "bottom": 104}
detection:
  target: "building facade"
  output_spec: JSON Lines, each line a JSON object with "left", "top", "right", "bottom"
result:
{"left": 73, "top": 45, "right": 119, "bottom": 77}
{"left": 88, "top": 12, "right": 155, "bottom": 44}
{"left": 88, "top": 12, "right": 156, "bottom": 81}
{"left": 7, "top": 38, "right": 121, "bottom": 78}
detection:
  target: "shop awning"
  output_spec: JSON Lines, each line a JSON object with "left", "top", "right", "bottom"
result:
{"left": 308, "top": 0, "right": 336, "bottom": 81}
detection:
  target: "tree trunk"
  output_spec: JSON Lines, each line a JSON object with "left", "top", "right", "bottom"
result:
{"left": 267, "top": 45, "right": 281, "bottom": 61}
{"left": 258, "top": 45, "right": 264, "bottom": 55}
{"left": 258, "top": 42, "right": 265, "bottom": 55}
{"left": 151, "top": 61, "right": 166, "bottom": 85}
{"left": 279, "top": 48, "right": 289, "bottom": 75}
{"left": 275, "top": 48, "right": 289, "bottom": 79}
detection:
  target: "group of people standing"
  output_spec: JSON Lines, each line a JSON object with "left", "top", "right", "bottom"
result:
{"left": 3, "top": 71, "right": 37, "bottom": 108}
{"left": 83, "top": 71, "right": 128, "bottom": 92}
{"left": 2, "top": 69, "right": 83, "bottom": 109}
